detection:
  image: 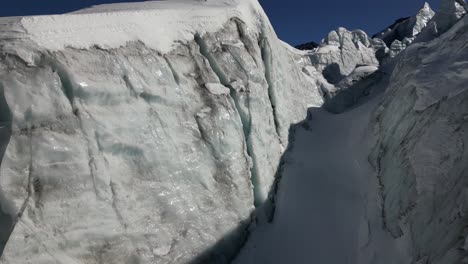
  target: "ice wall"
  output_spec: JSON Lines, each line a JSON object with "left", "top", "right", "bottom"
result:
{"left": 370, "top": 15, "right": 468, "bottom": 264}
{"left": 0, "top": 1, "right": 322, "bottom": 263}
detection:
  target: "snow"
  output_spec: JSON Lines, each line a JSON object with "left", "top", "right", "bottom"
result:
{"left": 315, "top": 45, "right": 340, "bottom": 53}
{"left": 412, "top": 3, "right": 437, "bottom": 36}
{"left": 234, "top": 79, "right": 411, "bottom": 264}
{"left": 6, "top": 0, "right": 263, "bottom": 54}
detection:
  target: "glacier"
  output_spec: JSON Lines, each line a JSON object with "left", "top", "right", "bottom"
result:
{"left": 0, "top": 0, "right": 467, "bottom": 263}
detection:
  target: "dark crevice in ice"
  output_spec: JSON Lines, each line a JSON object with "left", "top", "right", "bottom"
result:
{"left": 259, "top": 32, "right": 283, "bottom": 146}
{"left": 194, "top": 33, "right": 230, "bottom": 85}
{"left": 232, "top": 18, "right": 260, "bottom": 67}
{"left": 192, "top": 32, "right": 261, "bottom": 264}
{"left": 15, "top": 120, "right": 33, "bottom": 223}
{"left": 0, "top": 82, "right": 14, "bottom": 256}
{"left": 194, "top": 33, "right": 263, "bottom": 207}
{"left": 164, "top": 56, "right": 181, "bottom": 86}
{"left": 122, "top": 74, "right": 140, "bottom": 99}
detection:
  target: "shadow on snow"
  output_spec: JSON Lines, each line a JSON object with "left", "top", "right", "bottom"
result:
{"left": 187, "top": 70, "right": 387, "bottom": 264}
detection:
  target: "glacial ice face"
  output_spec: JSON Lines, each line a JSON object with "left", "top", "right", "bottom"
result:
{"left": 298, "top": 28, "right": 381, "bottom": 113}
{"left": 373, "top": 3, "right": 435, "bottom": 47}
{"left": 0, "top": 2, "right": 323, "bottom": 263}
{"left": 0, "top": 41, "right": 256, "bottom": 264}
{"left": 370, "top": 15, "right": 468, "bottom": 264}
{"left": 415, "top": 0, "right": 467, "bottom": 43}
{"left": 372, "top": 2, "right": 438, "bottom": 60}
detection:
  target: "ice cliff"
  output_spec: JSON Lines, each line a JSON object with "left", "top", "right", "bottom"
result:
{"left": 0, "top": 1, "right": 321, "bottom": 263}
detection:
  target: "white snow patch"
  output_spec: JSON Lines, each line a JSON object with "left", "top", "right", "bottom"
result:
{"left": 205, "top": 83, "right": 230, "bottom": 95}
{"left": 315, "top": 45, "right": 340, "bottom": 53}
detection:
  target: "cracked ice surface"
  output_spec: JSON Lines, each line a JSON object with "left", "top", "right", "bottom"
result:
{"left": 0, "top": 1, "right": 323, "bottom": 263}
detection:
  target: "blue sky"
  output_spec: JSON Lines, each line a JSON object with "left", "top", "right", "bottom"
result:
{"left": 0, "top": 0, "right": 440, "bottom": 45}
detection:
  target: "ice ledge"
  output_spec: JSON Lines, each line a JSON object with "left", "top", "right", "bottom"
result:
{"left": 1, "top": 0, "right": 263, "bottom": 54}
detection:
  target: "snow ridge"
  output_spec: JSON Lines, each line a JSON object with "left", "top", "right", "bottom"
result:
{"left": 2, "top": 0, "right": 262, "bottom": 56}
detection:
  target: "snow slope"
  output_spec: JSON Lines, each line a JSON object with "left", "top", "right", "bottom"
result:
{"left": 234, "top": 75, "right": 411, "bottom": 264}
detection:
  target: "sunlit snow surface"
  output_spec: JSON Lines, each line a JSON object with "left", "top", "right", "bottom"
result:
{"left": 3, "top": 0, "right": 267, "bottom": 55}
